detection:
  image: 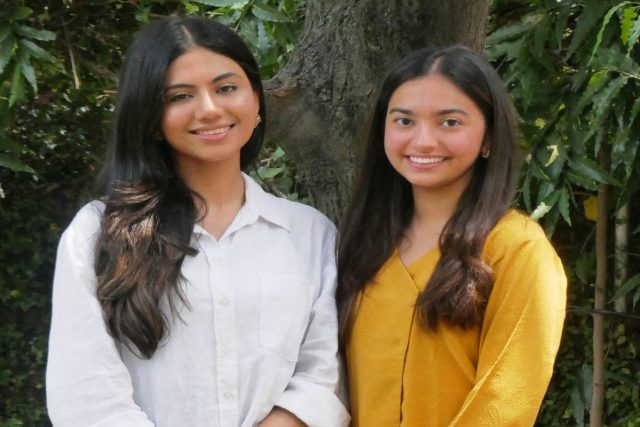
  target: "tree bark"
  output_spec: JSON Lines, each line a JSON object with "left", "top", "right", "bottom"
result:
{"left": 265, "top": 0, "right": 491, "bottom": 221}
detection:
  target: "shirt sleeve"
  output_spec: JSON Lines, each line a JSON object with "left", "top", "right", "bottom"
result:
{"left": 273, "top": 226, "right": 351, "bottom": 427}
{"left": 46, "top": 205, "right": 154, "bottom": 427}
{"left": 449, "top": 222, "right": 567, "bottom": 426}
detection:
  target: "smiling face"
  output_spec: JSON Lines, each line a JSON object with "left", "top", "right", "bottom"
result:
{"left": 384, "top": 73, "right": 487, "bottom": 199}
{"left": 160, "top": 47, "right": 260, "bottom": 175}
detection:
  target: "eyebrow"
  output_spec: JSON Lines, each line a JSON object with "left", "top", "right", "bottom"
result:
{"left": 388, "top": 107, "right": 468, "bottom": 116}
{"left": 164, "top": 72, "right": 241, "bottom": 91}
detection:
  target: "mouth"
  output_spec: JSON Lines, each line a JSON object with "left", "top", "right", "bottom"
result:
{"left": 408, "top": 156, "right": 445, "bottom": 165}
{"left": 191, "top": 125, "right": 234, "bottom": 135}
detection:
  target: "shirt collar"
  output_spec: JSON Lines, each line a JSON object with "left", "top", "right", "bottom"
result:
{"left": 192, "top": 172, "right": 291, "bottom": 236}
{"left": 241, "top": 172, "right": 291, "bottom": 232}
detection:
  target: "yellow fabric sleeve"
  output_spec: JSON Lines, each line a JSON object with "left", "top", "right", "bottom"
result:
{"left": 449, "top": 214, "right": 567, "bottom": 426}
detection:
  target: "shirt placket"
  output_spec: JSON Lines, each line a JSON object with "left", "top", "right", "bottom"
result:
{"left": 206, "top": 238, "right": 240, "bottom": 427}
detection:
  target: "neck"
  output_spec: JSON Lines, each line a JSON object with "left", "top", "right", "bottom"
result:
{"left": 410, "top": 185, "right": 462, "bottom": 235}
{"left": 397, "top": 185, "right": 465, "bottom": 266}
{"left": 175, "top": 159, "right": 246, "bottom": 238}
{"left": 177, "top": 159, "right": 244, "bottom": 206}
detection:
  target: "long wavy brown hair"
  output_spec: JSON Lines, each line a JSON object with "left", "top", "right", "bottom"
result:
{"left": 336, "top": 46, "right": 519, "bottom": 349}
{"left": 94, "top": 17, "right": 266, "bottom": 358}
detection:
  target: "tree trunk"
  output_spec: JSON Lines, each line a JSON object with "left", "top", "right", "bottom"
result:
{"left": 265, "top": 0, "right": 491, "bottom": 221}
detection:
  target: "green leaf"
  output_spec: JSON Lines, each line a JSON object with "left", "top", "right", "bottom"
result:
{"left": 257, "top": 20, "right": 269, "bottom": 52}
{"left": 134, "top": 6, "right": 151, "bottom": 24}
{"left": 566, "top": 171, "right": 597, "bottom": 192}
{"left": 570, "top": 364, "right": 593, "bottom": 426}
{"left": 252, "top": 3, "right": 291, "bottom": 23}
{"left": 626, "top": 12, "right": 640, "bottom": 55}
{"left": 612, "top": 274, "right": 640, "bottom": 299}
{"left": 565, "top": 1, "right": 610, "bottom": 61}
{"left": 14, "top": 25, "right": 56, "bottom": 42}
{"left": 257, "top": 165, "right": 283, "bottom": 179}
{"left": 19, "top": 51, "right": 36, "bottom": 93}
{"left": 588, "top": 2, "right": 633, "bottom": 65}
{"left": 0, "top": 34, "right": 15, "bottom": 75}
{"left": 521, "top": 170, "right": 532, "bottom": 211}
{"left": 484, "top": 38, "right": 522, "bottom": 62}
{"left": 631, "top": 97, "right": 640, "bottom": 123}
{"left": 575, "top": 70, "right": 610, "bottom": 117}
{"left": 592, "top": 47, "right": 640, "bottom": 80}
{"left": 552, "top": 2, "right": 571, "bottom": 49}
{"left": 0, "top": 24, "right": 11, "bottom": 44}
{"left": 9, "top": 63, "right": 25, "bottom": 107}
{"left": 272, "top": 147, "right": 285, "bottom": 160}
{"left": 582, "top": 76, "right": 629, "bottom": 142}
{"left": 239, "top": 20, "right": 259, "bottom": 51}
{"left": 633, "top": 286, "right": 640, "bottom": 309}
{"left": 486, "top": 15, "right": 539, "bottom": 46}
{"left": 558, "top": 186, "right": 571, "bottom": 225}
{"left": 620, "top": 6, "right": 638, "bottom": 46}
{"left": 11, "top": 7, "right": 33, "bottom": 20}
{"left": 568, "top": 156, "right": 620, "bottom": 186}
{"left": 19, "top": 39, "right": 56, "bottom": 62}
{"left": 0, "top": 153, "right": 35, "bottom": 173}
{"left": 192, "top": 0, "right": 246, "bottom": 6}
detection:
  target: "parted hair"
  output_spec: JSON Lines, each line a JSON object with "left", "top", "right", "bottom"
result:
{"left": 94, "top": 16, "right": 266, "bottom": 358}
{"left": 336, "top": 46, "right": 519, "bottom": 348}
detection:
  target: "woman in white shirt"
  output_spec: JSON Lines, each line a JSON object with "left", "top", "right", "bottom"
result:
{"left": 46, "top": 16, "right": 349, "bottom": 427}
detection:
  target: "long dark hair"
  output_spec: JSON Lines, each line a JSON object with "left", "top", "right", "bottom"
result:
{"left": 336, "top": 46, "right": 518, "bottom": 348}
{"left": 94, "top": 16, "right": 266, "bottom": 358}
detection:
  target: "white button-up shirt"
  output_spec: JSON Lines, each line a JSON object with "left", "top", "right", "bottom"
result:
{"left": 46, "top": 174, "right": 350, "bottom": 427}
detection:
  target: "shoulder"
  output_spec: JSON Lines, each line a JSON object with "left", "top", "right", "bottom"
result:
{"left": 483, "top": 209, "right": 555, "bottom": 263}
{"left": 269, "top": 194, "right": 337, "bottom": 240}
{"left": 244, "top": 173, "right": 337, "bottom": 239}
{"left": 61, "top": 201, "right": 105, "bottom": 246}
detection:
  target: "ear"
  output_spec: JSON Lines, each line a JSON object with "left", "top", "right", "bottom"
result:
{"left": 480, "top": 136, "right": 491, "bottom": 159}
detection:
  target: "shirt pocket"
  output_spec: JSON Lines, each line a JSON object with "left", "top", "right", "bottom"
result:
{"left": 259, "top": 272, "right": 313, "bottom": 362}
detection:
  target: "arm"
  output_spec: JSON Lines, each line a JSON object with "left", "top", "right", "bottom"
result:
{"left": 450, "top": 225, "right": 567, "bottom": 426}
{"left": 258, "top": 407, "right": 305, "bottom": 427}
{"left": 46, "top": 206, "right": 154, "bottom": 427}
{"left": 271, "top": 230, "right": 350, "bottom": 427}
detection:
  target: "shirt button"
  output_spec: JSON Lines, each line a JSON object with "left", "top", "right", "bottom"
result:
{"left": 223, "top": 392, "right": 235, "bottom": 400}
{"left": 219, "top": 296, "right": 230, "bottom": 306}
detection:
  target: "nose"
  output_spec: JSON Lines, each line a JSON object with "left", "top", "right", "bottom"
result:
{"left": 196, "top": 92, "right": 222, "bottom": 119}
{"left": 414, "top": 124, "right": 437, "bottom": 149}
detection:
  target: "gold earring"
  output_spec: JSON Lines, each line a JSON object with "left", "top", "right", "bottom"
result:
{"left": 481, "top": 148, "right": 490, "bottom": 159}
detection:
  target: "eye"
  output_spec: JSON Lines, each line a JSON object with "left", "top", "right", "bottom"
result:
{"left": 166, "top": 93, "right": 192, "bottom": 103}
{"left": 217, "top": 84, "right": 237, "bottom": 94}
{"left": 441, "top": 118, "right": 460, "bottom": 127}
{"left": 393, "top": 117, "right": 414, "bottom": 126}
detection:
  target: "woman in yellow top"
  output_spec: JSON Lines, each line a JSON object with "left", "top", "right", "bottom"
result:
{"left": 336, "top": 46, "right": 567, "bottom": 426}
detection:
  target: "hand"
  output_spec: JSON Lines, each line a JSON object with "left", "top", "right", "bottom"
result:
{"left": 258, "top": 407, "right": 307, "bottom": 427}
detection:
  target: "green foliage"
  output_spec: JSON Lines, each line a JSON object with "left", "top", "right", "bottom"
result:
{"left": 0, "top": 3, "right": 58, "bottom": 181}
{"left": 488, "top": 0, "right": 640, "bottom": 424}
{"left": 0, "top": 1, "right": 305, "bottom": 424}
{"left": 250, "top": 140, "right": 313, "bottom": 205}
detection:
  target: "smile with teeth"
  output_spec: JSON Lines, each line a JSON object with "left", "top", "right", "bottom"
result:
{"left": 193, "top": 125, "right": 232, "bottom": 135}
{"left": 409, "top": 156, "right": 445, "bottom": 165}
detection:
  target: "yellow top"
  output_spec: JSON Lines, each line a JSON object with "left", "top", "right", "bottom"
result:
{"left": 346, "top": 210, "right": 567, "bottom": 427}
